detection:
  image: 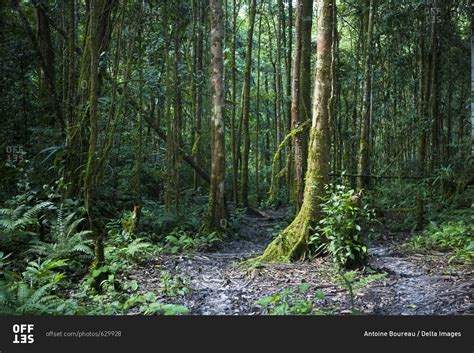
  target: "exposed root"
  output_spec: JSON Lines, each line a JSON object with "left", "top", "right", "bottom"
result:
{"left": 245, "top": 210, "right": 313, "bottom": 266}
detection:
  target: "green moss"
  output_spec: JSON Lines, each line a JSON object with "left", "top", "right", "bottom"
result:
{"left": 246, "top": 206, "right": 316, "bottom": 265}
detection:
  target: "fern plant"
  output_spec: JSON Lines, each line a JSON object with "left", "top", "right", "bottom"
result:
{"left": 119, "top": 238, "right": 154, "bottom": 262}
{"left": 28, "top": 209, "right": 94, "bottom": 261}
{"left": 0, "top": 258, "right": 68, "bottom": 314}
{"left": 0, "top": 201, "right": 54, "bottom": 240}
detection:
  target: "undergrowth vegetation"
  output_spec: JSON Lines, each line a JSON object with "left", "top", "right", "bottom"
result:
{"left": 407, "top": 219, "right": 474, "bottom": 265}
{"left": 367, "top": 179, "right": 474, "bottom": 266}
{"left": 0, "top": 177, "right": 222, "bottom": 315}
{"left": 310, "top": 185, "right": 375, "bottom": 269}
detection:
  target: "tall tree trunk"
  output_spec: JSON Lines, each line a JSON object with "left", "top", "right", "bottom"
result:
{"left": 35, "top": 0, "right": 63, "bottom": 128}
{"left": 173, "top": 16, "right": 183, "bottom": 211}
{"left": 84, "top": 0, "right": 103, "bottom": 289}
{"left": 255, "top": 6, "right": 263, "bottom": 205}
{"left": 285, "top": 0, "right": 293, "bottom": 197}
{"left": 66, "top": 0, "right": 77, "bottom": 127}
{"left": 471, "top": 0, "right": 474, "bottom": 158}
{"left": 292, "top": 0, "right": 304, "bottom": 211}
{"left": 208, "top": 0, "right": 227, "bottom": 231}
{"left": 255, "top": 0, "right": 333, "bottom": 263}
{"left": 133, "top": 2, "right": 144, "bottom": 234}
{"left": 230, "top": 0, "right": 238, "bottom": 204}
{"left": 62, "top": 0, "right": 116, "bottom": 200}
{"left": 299, "top": 0, "right": 313, "bottom": 188}
{"left": 357, "top": 0, "right": 374, "bottom": 191}
{"left": 13, "top": 0, "right": 64, "bottom": 130}
{"left": 268, "top": 2, "right": 283, "bottom": 205}
{"left": 193, "top": 0, "right": 204, "bottom": 189}
{"left": 239, "top": 0, "right": 257, "bottom": 208}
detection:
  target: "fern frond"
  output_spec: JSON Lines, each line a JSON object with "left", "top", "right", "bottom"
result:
{"left": 21, "top": 201, "right": 54, "bottom": 225}
{"left": 71, "top": 244, "right": 94, "bottom": 256}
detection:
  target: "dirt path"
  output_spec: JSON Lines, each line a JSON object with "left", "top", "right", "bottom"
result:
{"left": 367, "top": 243, "right": 473, "bottom": 315}
{"left": 129, "top": 211, "right": 473, "bottom": 315}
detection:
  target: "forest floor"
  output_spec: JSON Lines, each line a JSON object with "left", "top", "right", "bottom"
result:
{"left": 129, "top": 209, "right": 473, "bottom": 315}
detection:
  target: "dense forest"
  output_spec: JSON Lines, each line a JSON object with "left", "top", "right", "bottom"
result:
{"left": 0, "top": 0, "right": 472, "bottom": 315}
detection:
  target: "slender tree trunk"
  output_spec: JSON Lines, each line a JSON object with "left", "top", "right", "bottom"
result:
{"left": 255, "top": 7, "right": 263, "bottom": 205}
{"left": 35, "top": 0, "right": 63, "bottom": 128}
{"left": 285, "top": 0, "right": 293, "bottom": 197}
{"left": 66, "top": 0, "right": 77, "bottom": 127}
{"left": 193, "top": 0, "right": 204, "bottom": 189}
{"left": 292, "top": 0, "right": 304, "bottom": 211}
{"left": 299, "top": 0, "right": 313, "bottom": 186}
{"left": 134, "top": 3, "right": 144, "bottom": 233}
{"left": 471, "top": 0, "right": 474, "bottom": 158}
{"left": 269, "top": 3, "right": 283, "bottom": 204}
{"left": 357, "top": 0, "right": 374, "bottom": 191}
{"left": 230, "top": 0, "right": 238, "bottom": 204}
{"left": 84, "top": 0, "right": 103, "bottom": 289}
{"left": 239, "top": 0, "right": 257, "bottom": 208}
{"left": 208, "top": 0, "right": 227, "bottom": 231}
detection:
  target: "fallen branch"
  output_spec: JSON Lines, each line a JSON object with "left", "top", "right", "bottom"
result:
{"left": 144, "top": 116, "right": 211, "bottom": 184}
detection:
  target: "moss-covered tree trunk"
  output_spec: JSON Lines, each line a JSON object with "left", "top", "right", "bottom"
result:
{"left": 62, "top": 0, "right": 116, "bottom": 200}
{"left": 255, "top": 0, "right": 333, "bottom": 263}
{"left": 208, "top": 0, "right": 227, "bottom": 232}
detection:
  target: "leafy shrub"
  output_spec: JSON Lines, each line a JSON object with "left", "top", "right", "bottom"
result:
{"left": 159, "top": 271, "right": 190, "bottom": 297}
{"left": 310, "top": 185, "right": 374, "bottom": 269}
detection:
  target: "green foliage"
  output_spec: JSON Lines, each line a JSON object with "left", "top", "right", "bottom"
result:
{"left": 0, "top": 201, "right": 54, "bottom": 239}
{"left": 0, "top": 258, "right": 68, "bottom": 314}
{"left": 337, "top": 269, "right": 387, "bottom": 294}
{"left": 255, "top": 283, "right": 313, "bottom": 315}
{"left": 366, "top": 182, "right": 423, "bottom": 231}
{"left": 123, "top": 292, "right": 188, "bottom": 315}
{"left": 255, "top": 283, "right": 328, "bottom": 315}
{"left": 164, "top": 229, "right": 222, "bottom": 253}
{"left": 229, "top": 207, "right": 246, "bottom": 227}
{"left": 139, "top": 200, "right": 208, "bottom": 236}
{"left": 408, "top": 220, "right": 474, "bottom": 265}
{"left": 118, "top": 238, "right": 155, "bottom": 262}
{"left": 159, "top": 271, "right": 190, "bottom": 297}
{"left": 0, "top": 251, "right": 12, "bottom": 277}
{"left": 310, "top": 185, "right": 374, "bottom": 269}
{"left": 28, "top": 209, "right": 94, "bottom": 261}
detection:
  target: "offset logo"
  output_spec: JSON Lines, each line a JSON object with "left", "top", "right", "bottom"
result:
{"left": 12, "top": 324, "right": 34, "bottom": 344}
